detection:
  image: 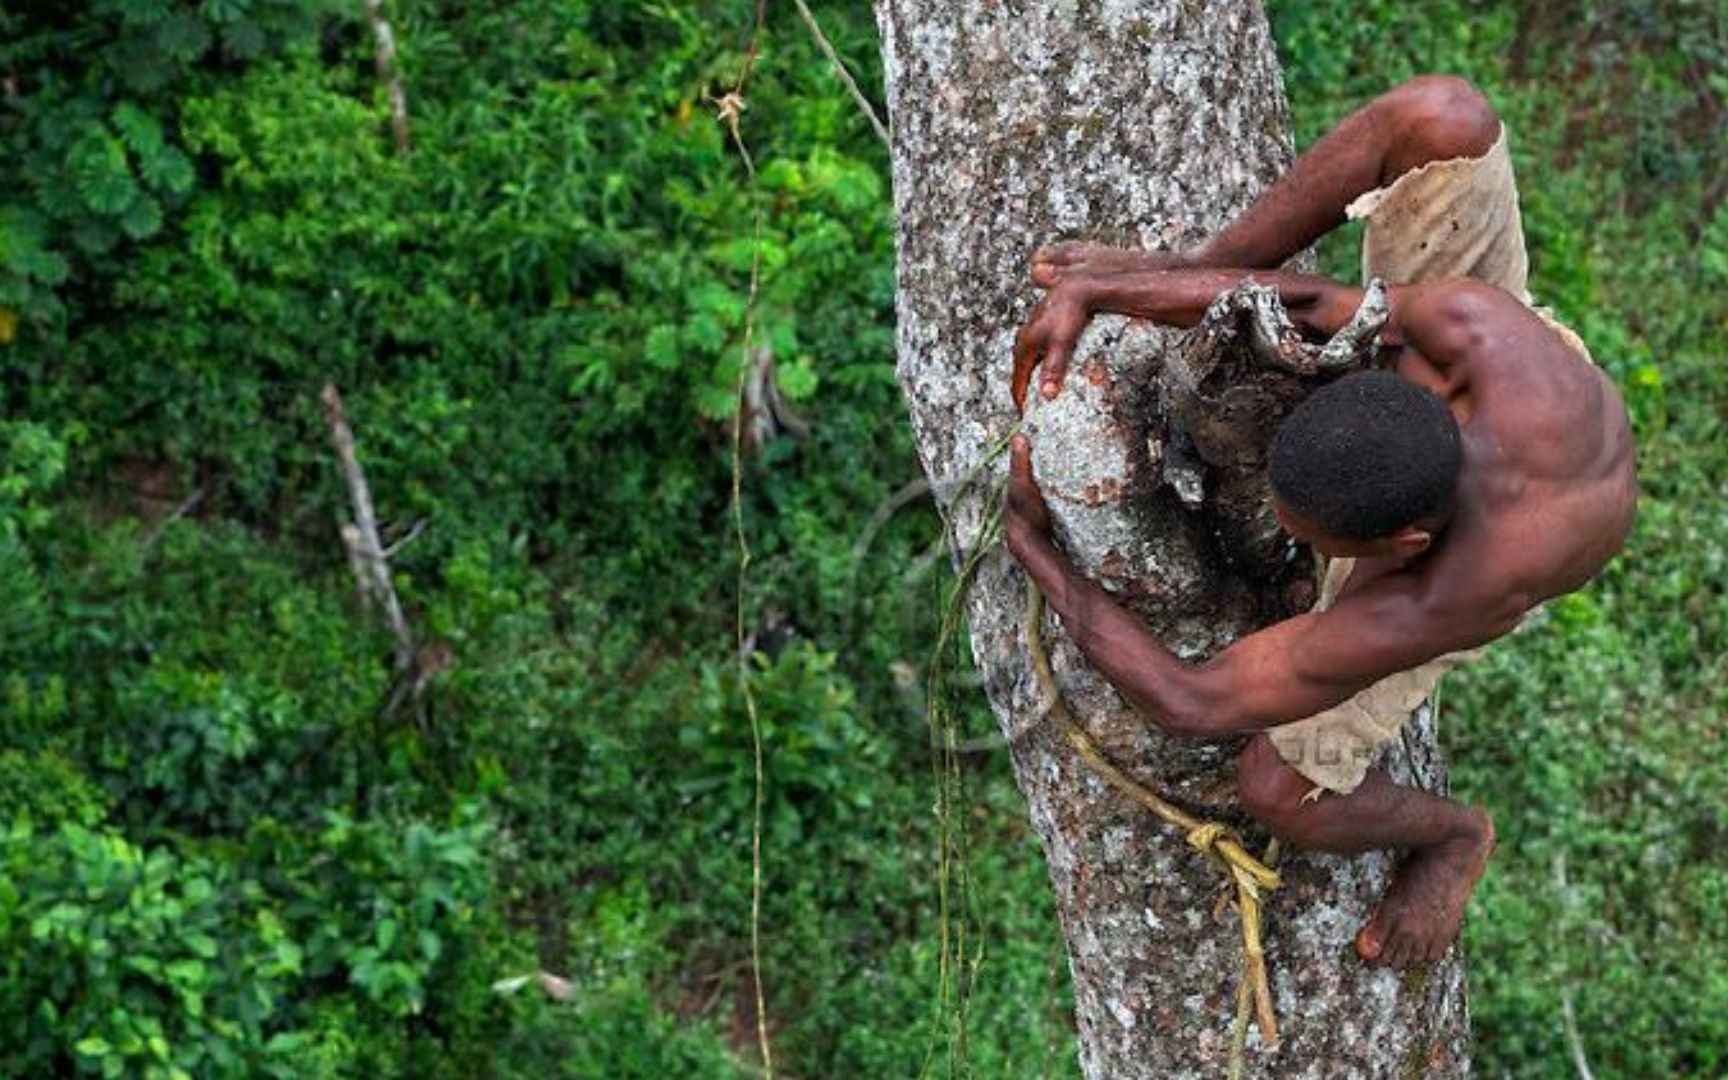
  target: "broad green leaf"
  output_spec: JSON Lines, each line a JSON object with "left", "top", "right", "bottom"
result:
{"left": 644, "top": 324, "right": 681, "bottom": 370}
{"left": 112, "top": 103, "right": 165, "bottom": 158}
{"left": 119, "top": 197, "right": 164, "bottom": 241}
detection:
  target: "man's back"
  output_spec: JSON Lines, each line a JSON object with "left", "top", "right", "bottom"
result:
{"left": 1368, "top": 280, "right": 1637, "bottom": 624}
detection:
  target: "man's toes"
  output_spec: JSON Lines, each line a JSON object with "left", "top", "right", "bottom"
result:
{"left": 1405, "top": 935, "right": 1442, "bottom": 970}
{"left": 1382, "top": 935, "right": 1412, "bottom": 970}
{"left": 1354, "top": 919, "right": 1385, "bottom": 962}
{"left": 1430, "top": 932, "right": 1460, "bottom": 965}
{"left": 1394, "top": 930, "right": 1451, "bottom": 971}
{"left": 1032, "top": 245, "right": 1080, "bottom": 280}
{"left": 1420, "top": 939, "right": 1446, "bottom": 966}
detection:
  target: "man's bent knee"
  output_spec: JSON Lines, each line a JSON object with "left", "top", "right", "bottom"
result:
{"left": 1382, "top": 74, "right": 1501, "bottom": 169}
{"left": 1236, "top": 734, "right": 1323, "bottom": 836}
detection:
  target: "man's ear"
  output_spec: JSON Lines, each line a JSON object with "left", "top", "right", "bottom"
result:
{"left": 1389, "top": 526, "right": 1432, "bottom": 558}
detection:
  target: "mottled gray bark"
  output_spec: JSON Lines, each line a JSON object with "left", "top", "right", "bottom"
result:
{"left": 875, "top": 2, "right": 1471, "bottom": 1076}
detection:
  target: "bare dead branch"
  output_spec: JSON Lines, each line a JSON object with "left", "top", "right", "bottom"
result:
{"left": 139, "top": 487, "right": 204, "bottom": 552}
{"left": 363, "top": 0, "right": 412, "bottom": 154}
{"left": 322, "top": 383, "right": 414, "bottom": 672}
{"left": 490, "top": 971, "right": 576, "bottom": 1002}
{"left": 738, "top": 345, "right": 811, "bottom": 454}
{"left": 340, "top": 522, "right": 372, "bottom": 612}
{"left": 382, "top": 517, "right": 428, "bottom": 559}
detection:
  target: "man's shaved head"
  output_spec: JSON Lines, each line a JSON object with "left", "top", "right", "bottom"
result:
{"left": 1269, "top": 370, "right": 1463, "bottom": 540}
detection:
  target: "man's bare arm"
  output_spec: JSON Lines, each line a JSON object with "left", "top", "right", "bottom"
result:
{"left": 1005, "top": 439, "right": 1488, "bottom": 737}
{"left": 1013, "top": 269, "right": 1367, "bottom": 410}
{"left": 1084, "top": 268, "right": 1364, "bottom": 332}
{"left": 1012, "top": 531, "right": 1451, "bottom": 737}
{"left": 1009, "top": 520, "right": 1219, "bottom": 735}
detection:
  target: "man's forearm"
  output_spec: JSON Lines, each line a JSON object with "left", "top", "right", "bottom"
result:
{"left": 1012, "top": 530, "right": 1218, "bottom": 737}
{"left": 1080, "top": 268, "right": 1361, "bottom": 334}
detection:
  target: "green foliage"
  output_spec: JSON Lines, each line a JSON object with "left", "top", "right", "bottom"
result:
{"left": 0, "top": 813, "right": 498, "bottom": 1079}
{"left": 0, "top": 0, "right": 334, "bottom": 331}
{"left": 0, "top": 419, "right": 71, "bottom": 534}
{"left": 1, "top": 822, "right": 260, "bottom": 1080}
{"left": 0, "top": 420, "right": 74, "bottom": 674}
{"left": 0, "top": 750, "right": 110, "bottom": 829}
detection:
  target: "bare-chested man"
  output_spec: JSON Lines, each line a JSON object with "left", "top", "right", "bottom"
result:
{"left": 1004, "top": 75, "right": 1637, "bottom": 970}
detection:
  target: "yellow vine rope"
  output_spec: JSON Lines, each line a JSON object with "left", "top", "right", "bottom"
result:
{"left": 1022, "top": 582, "right": 1283, "bottom": 1062}
{"left": 927, "top": 439, "right": 1284, "bottom": 1070}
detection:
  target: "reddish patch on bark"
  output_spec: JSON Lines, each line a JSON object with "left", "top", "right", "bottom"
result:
{"left": 1425, "top": 1038, "right": 1451, "bottom": 1075}
{"left": 1073, "top": 859, "right": 1093, "bottom": 911}
{"left": 1075, "top": 477, "right": 1125, "bottom": 507}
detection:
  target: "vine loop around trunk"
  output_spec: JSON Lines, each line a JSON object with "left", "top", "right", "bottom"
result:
{"left": 1023, "top": 581, "right": 1282, "bottom": 1059}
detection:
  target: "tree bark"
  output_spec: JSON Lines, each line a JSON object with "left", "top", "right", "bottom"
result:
{"left": 874, "top": 2, "right": 1471, "bottom": 1076}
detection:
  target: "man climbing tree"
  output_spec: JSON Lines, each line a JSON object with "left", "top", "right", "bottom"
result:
{"left": 882, "top": 1, "right": 1633, "bottom": 1070}
{"left": 1008, "top": 75, "right": 1637, "bottom": 970}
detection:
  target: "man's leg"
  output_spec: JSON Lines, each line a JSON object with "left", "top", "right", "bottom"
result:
{"left": 1235, "top": 733, "right": 1495, "bottom": 971}
{"left": 1032, "top": 75, "right": 1503, "bottom": 284}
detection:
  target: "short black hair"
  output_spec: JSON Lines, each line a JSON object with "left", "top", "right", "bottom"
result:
{"left": 1269, "top": 371, "right": 1462, "bottom": 540}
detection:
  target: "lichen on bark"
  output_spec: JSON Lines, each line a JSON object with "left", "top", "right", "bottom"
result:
{"left": 876, "top": 1, "right": 1471, "bottom": 1076}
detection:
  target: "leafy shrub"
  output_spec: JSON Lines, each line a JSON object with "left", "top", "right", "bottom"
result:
{"left": 0, "top": 812, "right": 497, "bottom": 1079}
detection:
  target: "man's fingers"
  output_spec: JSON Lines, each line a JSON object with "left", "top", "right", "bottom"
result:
{"left": 1005, "top": 434, "right": 1054, "bottom": 542}
{"left": 1009, "top": 434, "right": 1033, "bottom": 484}
{"left": 1041, "top": 337, "right": 1072, "bottom": 401}
{"left": 1014, "top": 287, "right": 1089, "bottom": 409}
{"left": 1011, "top": 321, "right": 1042, "bottom": 413}
{"left": 1007, "top": 435, "right": 1045, "bottom": 529}
{"left": 1034, "top": 241, "right": 1090, "bottom": 268}
{"left": 1007, "top": 434, "right": 1039, "bottom": 517}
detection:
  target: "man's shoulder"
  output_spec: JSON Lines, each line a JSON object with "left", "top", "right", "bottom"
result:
{"left": 1392, "top": 278, "right": 1572, "bottom": 377}
{"left": 1395, "top": 278, "right": 1528, "bottom": 331}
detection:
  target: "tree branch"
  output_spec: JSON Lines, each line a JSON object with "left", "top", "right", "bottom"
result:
{"left": 363, "top": 0, "right": 411, "bottom": 154}
{"left": 322, "top": 383, "right": 414, "bottom": 672}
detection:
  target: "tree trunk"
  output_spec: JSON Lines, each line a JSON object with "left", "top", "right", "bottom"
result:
{"left": 874, "top": 2, "right": 1471, "bottom": 1076}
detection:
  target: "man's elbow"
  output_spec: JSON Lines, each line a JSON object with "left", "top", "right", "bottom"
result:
{"left": 1134, "top": 682, "right": 1243, "bottom": 741}
{"left": 1157, "top": 709, "right": 1220, "bottom": 740}
{"left": 1138, "top": 656, "right": 1277, "bottom": 740}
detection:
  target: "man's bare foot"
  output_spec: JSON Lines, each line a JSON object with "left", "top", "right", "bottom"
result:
{"left": 1354, "top": 810, "right": 1495, "bottom": 970}
{"left": 1029, "top": 241, "right": 1189, "bottom": 288}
